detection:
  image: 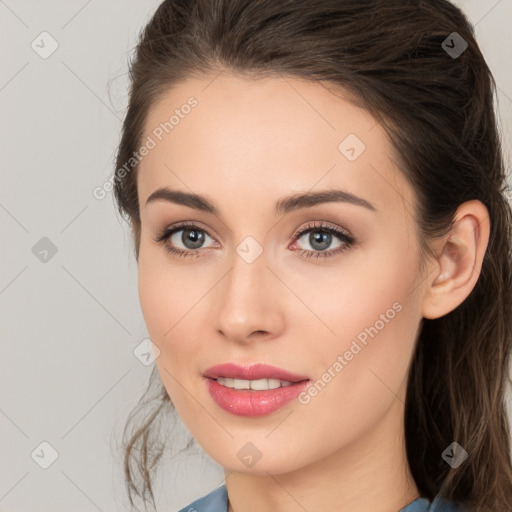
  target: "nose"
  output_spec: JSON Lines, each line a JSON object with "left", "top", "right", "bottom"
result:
{"left": 214, "top": 250, "right": 285, "bottom": 345}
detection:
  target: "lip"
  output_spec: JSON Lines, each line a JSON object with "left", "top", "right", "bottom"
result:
{"left": 203, "top": 363, "right": 311, "bottom": 417}
{"left": 203, "top": 363, "right": 309, "bottom": 382}
{"left": 204, "top": 378, "right": 310, "bottom": 417}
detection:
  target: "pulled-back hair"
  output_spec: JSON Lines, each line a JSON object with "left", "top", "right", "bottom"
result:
{"left": 112, "top": 1, "right": 512, "bottom": 510}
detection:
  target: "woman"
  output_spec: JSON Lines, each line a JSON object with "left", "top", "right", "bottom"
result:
{"left": 114, "top": 0, "right": 512, "bottom": 510}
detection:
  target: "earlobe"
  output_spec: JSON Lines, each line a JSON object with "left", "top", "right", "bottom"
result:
{"left": 421, "top": 200, "right": 490, "bottom": 320}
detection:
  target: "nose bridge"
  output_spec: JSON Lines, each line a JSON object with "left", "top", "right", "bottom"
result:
{"left": 215, "top": 239, "right": 283, "bottom": 341}
{"left": 222, "top": 242, "right": 268, "bottom": 313}
{"left": 223, "top": 228, "right": 269, "bottom": 294}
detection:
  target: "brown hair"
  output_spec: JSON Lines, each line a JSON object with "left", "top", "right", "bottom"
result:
{"left": 112, "top": 1, "right": 512, "bottom": 510}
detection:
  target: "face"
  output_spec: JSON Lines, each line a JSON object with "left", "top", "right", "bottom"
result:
{"left": 136, "top": 73, "right": 429, "bottom": 474}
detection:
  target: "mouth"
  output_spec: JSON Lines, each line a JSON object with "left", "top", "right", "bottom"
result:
{"left": 203, "top": 363, "right": 311, "bottom": 417}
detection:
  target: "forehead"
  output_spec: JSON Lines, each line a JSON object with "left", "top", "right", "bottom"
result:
{"left": 137, "top": 73, "right": 414, "bottom": 219}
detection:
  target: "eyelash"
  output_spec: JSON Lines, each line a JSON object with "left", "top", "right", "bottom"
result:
{"left": 153, "top": 221, "right": 356, "bottom": 260}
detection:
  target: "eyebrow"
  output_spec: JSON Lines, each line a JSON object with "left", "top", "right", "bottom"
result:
{"left": 145, "top": 187, "right": 377, "bottom": 215}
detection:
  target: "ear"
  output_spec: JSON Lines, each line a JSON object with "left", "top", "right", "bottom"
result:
{"left": 422, "top": 200, "right": 490, "bottom": 320}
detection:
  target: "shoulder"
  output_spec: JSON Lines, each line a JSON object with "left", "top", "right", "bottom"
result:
{"left": 401, "top": 495, "right": 468, "bottom": 512}
{"left": 428, "top": 495, "right": 469, "bottom": 512}
{"left": 176, "top": 484, "right": 228, "bottom": 512}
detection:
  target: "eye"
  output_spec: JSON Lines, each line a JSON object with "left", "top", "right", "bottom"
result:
{"left": 290, "top": 221, "right": 356, "bottom": 259}
{"left": 153, "top": 222, "right": 217, "bottom": 258}
{"left": 154, "top": 220, "right": 356, "bottom": 259}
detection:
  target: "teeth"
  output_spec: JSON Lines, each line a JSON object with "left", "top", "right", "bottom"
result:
{"left": 216, "top": 377, "right": 294, "bottom": 390}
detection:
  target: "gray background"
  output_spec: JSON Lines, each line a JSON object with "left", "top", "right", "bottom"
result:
{"left": 1, "top": 1, "right": 511, "bottom": 511}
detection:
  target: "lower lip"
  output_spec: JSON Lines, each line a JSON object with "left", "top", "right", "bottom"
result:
{"left": 205, "top": 378, "right": 310, "bottom": 417}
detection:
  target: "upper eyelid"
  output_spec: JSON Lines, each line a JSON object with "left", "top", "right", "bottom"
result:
{"left": 167, "top": 221, "right": 216, "bottom": 239}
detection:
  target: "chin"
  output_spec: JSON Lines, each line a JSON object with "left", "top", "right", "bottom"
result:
{"left": 215, "top": 452, "right": 306, "bottom": 476}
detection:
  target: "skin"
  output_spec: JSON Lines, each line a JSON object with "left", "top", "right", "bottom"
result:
{"left": 136, "top": 72, "right": 490, "bottom": 512}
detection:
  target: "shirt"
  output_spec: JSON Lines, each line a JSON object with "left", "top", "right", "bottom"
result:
{"left": 177, "top": 484, "right": 465, "bottom": 512}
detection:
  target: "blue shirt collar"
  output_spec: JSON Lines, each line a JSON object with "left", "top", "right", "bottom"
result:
{"left": 178, "top": 484, "right": 463, "bottom": 512}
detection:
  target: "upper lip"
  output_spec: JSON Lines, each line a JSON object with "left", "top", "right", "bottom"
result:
{"left": 203, "top": 363, "right": 309, "bottom": 382}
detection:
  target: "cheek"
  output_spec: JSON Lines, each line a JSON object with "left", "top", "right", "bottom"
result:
{"left": 293, "top": 240, "right": 421, "bottom": 390}
{"left": 285, "top": 265, "right": 421, "bottom": 453}
{"left": 137, "top": 250, "right": 217, "bottom": 371}
{"left": 137, "top": 259, "right": 170, "bottom": 340}
{"left": 294, "top": 234, "right": 417, "bottom": 330}
{"left": 137, "top": 254, "right": 193, "bottom": 350}
{"left": 137, "top": 256, "right": 203, "bottom": 407}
